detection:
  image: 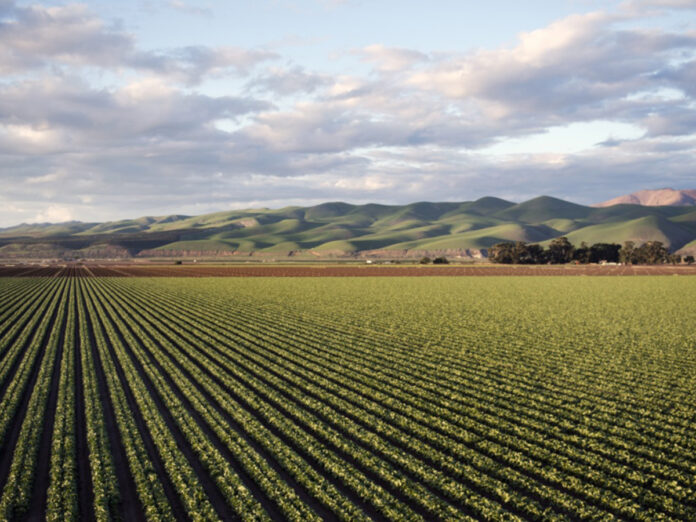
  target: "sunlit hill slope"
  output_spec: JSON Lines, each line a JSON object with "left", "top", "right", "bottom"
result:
{"left": 1, "top": 196, "right": 695, "bottom": 259}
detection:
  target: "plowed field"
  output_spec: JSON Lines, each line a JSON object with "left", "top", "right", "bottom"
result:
{"left": 1, "top": 263, "right": 695, "bottom": 277}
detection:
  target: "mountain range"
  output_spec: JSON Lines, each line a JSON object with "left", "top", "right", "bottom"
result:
{"left": 1, "top": 191, "right": 695, "bottom": 260}
{"left": 594, "top": 188, "right": 696, "bottom": 207}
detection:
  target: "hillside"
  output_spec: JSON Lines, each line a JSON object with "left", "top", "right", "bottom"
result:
{"left": 1, "top": 196, "right": 696, "bottom": 259}
{"left": 594, "top": 188, "right": 696, "bottom": 207}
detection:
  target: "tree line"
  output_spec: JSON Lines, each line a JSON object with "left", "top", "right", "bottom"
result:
{"left": 488, "top": 238, "right": 693, "bottom": 265}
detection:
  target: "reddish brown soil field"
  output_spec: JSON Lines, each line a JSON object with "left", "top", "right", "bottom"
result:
{"left": 1, "top": 264, "right": 696, "bottom": 277}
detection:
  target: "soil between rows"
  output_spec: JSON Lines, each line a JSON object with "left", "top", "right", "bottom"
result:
{"left": 78, "top": 282, "right": 146, "bottom": 522}
{"left": 92, "top": 277, "right": 337, "bottom": 522}
{"left": 134, "top": 282, "right": 696, "bottom": 517}
{"left": 87, "top": 290, "right": 190, "bottom": 521}
{"left": 132, "top": 300, "right": 389, "bottom": 521}
{"left": 136, "top": 297, "right": 458, "bottom": 521}
{"left": 0, "top": 281, "right": 65, "bottom": 498}
{"left": 91, "top": 284, "right": 262, "bottom": 522}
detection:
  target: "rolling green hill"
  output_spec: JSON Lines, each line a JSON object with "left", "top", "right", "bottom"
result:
{"left": 1, "top": 196, "right": 695, "bottom": 259}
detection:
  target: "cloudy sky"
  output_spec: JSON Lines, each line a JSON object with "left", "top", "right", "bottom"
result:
{"left": 1, "top": 0, "right": 695, "bottom": 226}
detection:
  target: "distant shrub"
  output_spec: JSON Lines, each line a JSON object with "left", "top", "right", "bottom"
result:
{"left": 419, "top": 256, "right": 431, "bottom": 264}
{"left": 433, "top": 257, "right": 449, "bottom": 264}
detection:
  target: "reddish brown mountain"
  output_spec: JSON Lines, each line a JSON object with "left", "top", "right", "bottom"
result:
{"left": 594, "top": 188, "right": 696, "bottom": 207}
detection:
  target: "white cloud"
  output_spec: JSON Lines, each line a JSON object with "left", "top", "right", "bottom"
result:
{"left": 32, "top": 204, "right": 74, "bottom": 223}
{"left": 408, "top": 12, "right": 621, "bottom": 102}
{"left": 1, "top": 1, "right": 696, "bottom": 226}
{"left": 25, "top": 171, "right": 63, "bottom": 184}
{"left": 0, "top": 122, "right": 66, "bottom": 154}
{"left": 333, "top": 175, "right": 395, "bottom": 191}
{"left": 0, "top": 3, "right": 133, "bottom": 73}
{"left": 0, "top": 2, "right": 276, "bottom": 83}
{"left": 0, "top": 76, "right": 271, "bottom": 146}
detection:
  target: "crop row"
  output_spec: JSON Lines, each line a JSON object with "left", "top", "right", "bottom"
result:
{"left": 105, "top": 277, "right": 696, "bottom": 520}
{"left": 0, "top": 275, "right": 694, "bottom": 521}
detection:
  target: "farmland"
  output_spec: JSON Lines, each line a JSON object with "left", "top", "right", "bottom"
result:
{"left": 2, "top": 263, "right": 696, "bottom": 277}
{"left": 0, "top": 275, "right": 695, "bottom": 520}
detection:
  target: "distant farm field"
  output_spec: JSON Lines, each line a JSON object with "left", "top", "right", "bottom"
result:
{"left": 2, "top": 263, "right": 696, "bottom": 277}
{"left": 0, "top": 276, "right": 695, "bottom": 520}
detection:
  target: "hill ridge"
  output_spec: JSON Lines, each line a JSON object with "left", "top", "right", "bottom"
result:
{"left": 594, "top": 188, "right": 696, "bottom": 208}
{"left": 2, "top": 195, "right": 696, "bottom": 259}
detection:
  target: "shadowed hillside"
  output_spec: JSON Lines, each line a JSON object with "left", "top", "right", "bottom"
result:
{"left": 1, "top": 196, "right": 695, "bottom": 259}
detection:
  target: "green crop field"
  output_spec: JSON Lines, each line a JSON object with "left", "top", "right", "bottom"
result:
{"left": 0, "top": 275, "right": 695, "bottom": 520}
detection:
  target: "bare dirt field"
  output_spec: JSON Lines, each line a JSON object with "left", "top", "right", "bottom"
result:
{"left": 1, "top": 263, "right": 695, "bottom": 277}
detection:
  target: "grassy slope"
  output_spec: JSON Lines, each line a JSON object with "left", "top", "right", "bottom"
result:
{"left": 154, "top": 239, "right": 238, "bottom": 252}
{"left": 676, "top": 239, "right": 696, "bottom": 255}
{"left": 1, "top": 196, "right": 695, "bottom": 255}
{"left": 563, "top": 215, "right": 693, "bottom": 250}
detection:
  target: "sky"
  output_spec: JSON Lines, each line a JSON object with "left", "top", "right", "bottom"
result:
{"left": 1, "top": 0, "right": 695, "bottom": 226}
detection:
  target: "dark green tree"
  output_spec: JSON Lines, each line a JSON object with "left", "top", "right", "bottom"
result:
{"left": 685, "top": 255, "right": 695, "bottom": 265}
{"left": 635, "top": 241, "right": 669, "bottom": 264}
{"left": 573, "top": 241, "right": 591, "bottom": 264}
{"left": 620, "top": 241, "right": 636, "bottom": 264}
{"left": 547, "top": 236, "right": 574, "bottom": 264}
{"left": 488, "top": 242, "right": 516, "bottom": 264}
{"left": 513, "top": 241, "right": 530, "bottom": 264}
{"left": 589, "top": 243, "right": 621, "bottom": 263}
{"left": 490, "top": 241, "right": 549, "bottom": 264}
{"left": 525, "top": 244, "right": 546, "bottom": 264}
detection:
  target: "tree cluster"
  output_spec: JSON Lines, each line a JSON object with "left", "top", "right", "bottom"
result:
{"left": 419, "top": 256, "right": 450, "bottom": 264}
{"left": 489, "top": 237, "right": 683, "bottom": 265}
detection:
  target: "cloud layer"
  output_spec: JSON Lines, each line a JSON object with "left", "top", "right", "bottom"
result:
{"left": 1, "top": 1, "right": 695, "bottom": 225}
